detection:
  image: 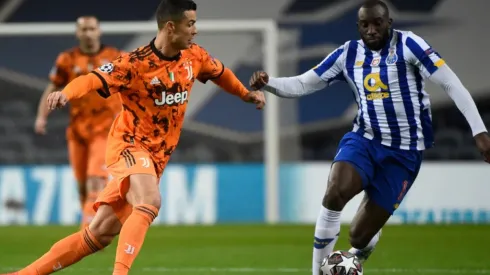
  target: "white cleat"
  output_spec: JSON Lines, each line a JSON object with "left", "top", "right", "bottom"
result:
{"left": 348, "top": 247, "right": 374, "bottom": 263}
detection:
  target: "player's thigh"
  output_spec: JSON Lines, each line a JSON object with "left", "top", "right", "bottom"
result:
{"left": 325, "top": 133, "right": 375, "bottom": 209}
{"left": 125, "top": 174, "right": 161, "bottom": 208}
{"left": 67, "top": 136, "right": 88, "bottom": 192}
{"left": 110, "top": 148, "right": 161, "bottom": 209}
{"left": 86, "top": 136, "right": 109, "bottom": 193}
{"left": 88, "top": 204, "right": 123, "bottom": 246}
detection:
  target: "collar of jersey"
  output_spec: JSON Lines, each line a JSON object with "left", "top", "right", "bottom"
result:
{"left": 150, "top": 37, "right": 182, "bottom": 61}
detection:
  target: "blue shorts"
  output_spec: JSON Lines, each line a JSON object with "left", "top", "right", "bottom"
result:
{"left": 333, "top": 132, "right": 423, "bottom": 214}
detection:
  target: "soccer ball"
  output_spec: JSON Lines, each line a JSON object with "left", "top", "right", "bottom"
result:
{"left": 320, "top": 250, "right": 363, "bottom": 275}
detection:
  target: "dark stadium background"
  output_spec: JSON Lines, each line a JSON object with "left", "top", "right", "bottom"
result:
{"left": 0, "top": 1, "right": 489, "bottom": 274}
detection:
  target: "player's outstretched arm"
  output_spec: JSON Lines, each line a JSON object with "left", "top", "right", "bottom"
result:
{"left": 47, "top": 53, "right": 134, "bottom": 110}
{"left": 428, "top": 64, "right": 490, "bottom": 162}
{"left": 61, "top": 73, "right": 103, "bottom": 100}
{"left": 250, "top": 46, "right": 346, "bottom": 98}
{"left": 250, "top": 70, "right": 327, "bottom": 98}
{"left": 46, "top": 74, "right": 103, "bottom": 110}
{"left": 211, "top": 68, "right": 265, "bottom": 109}
{"left": 195, "top": 45, "right": 265, "bottom": 109}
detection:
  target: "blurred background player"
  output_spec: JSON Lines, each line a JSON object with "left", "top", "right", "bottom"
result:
{"left": 33, "top": 15, "right": 123, "bottom": 229}
{"left": 250, "top": 1, "right": 490, "bottom": 274}
{"left": 7, "top": 0, "right": 265, "bottom": 274}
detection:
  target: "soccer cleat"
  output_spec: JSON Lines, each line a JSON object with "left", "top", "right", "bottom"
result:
{"left": 349, "top": 247, "right": 374, "bottom": 263}
{"left": 349, "top": 230, "right": 382, "bottom": 263}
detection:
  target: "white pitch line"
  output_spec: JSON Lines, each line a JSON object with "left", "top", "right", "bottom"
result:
{"left": 1, "top": 267, "right": 490, "bottom": 274}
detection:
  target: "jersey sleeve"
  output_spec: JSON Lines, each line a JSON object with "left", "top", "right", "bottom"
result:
{"left": 91, "top": 54, "right": 135, "bottom": 98}
{"left": 196, "top": 45, "right": 225, "bottom": 83}
{"left": 49, "top": 52, "right": 71, "bottom": 87}
{"left": 312, "top": 45, "right": 346, "bottom": 86}
{"left": 405, "top": 32, "right": 445, "bottom": 79}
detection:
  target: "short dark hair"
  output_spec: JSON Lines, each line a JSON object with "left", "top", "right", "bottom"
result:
{"left": 156, "top": 0, "right": 197, "bottom": 29}
{"left": 361, "top": 0, "right": 390, "bottom": 17}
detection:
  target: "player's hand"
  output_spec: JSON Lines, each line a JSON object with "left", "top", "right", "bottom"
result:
{"left": 46, "top": 91, "right": 68, "bottom": 110}
{"left": 249, "top": 71, "right": 269, "bottom": 91}
{"left": 243, "top": 91, "right": 266, "bottom": 110}
{"left": 474, "top": 132, "right": 490, "bottom": 163}
{"left": 34, "top": 117, "right": 47, "bottom": 135}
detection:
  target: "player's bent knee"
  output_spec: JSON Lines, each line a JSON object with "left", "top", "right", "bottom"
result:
{"left": 139, "top": 195, "right": 161, "bottom": 211}
{"left": 348, "top": 224, "right": 372, "bottom": 249}
{"left": 89, "top": 221, "right": 120, "bottom": 247}
{"left": 88, "top": 205, "right": 122, "bottom": 247}
{"left": 322, "top": 162, "right": 364, "bottom": 211}
{"left": 323, "top": 183, "right": 349, "bottom": 211}
{"left": 349, "top": 234, "right": 370, "bottom": 250}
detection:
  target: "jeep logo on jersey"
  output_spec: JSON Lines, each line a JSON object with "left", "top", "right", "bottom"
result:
{"left": 154, "top": 91, "right": 189, "bottom": 106}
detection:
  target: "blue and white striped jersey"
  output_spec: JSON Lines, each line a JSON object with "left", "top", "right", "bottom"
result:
{"left": 313, "top": 29, "right": 445, "bottom": 150}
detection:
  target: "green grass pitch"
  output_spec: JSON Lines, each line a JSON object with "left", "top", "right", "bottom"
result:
{"left": 0, "top": 224, "right": 489, "bottom": 274}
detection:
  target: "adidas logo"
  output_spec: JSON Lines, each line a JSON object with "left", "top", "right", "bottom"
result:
{"left": 150, "top": 76, "right": 161, "bottom": 85}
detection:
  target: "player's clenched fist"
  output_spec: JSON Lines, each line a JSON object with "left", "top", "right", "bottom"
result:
{"left": 249, "top": 71, "right": 269, "bottom": 91}
{"left": 46, "top": 91, "right": 68, "bottom": 110}
{"left": 243, "top": 91, "right": 266, "bottom": 110}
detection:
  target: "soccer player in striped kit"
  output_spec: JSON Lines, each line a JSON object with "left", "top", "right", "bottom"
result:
{"left": 249, "top": 1, "right": 490, "bottom": 274}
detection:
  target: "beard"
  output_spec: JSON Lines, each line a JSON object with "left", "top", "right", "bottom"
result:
{"left": 362, "top": 30, "right": 390, "bottom": 51}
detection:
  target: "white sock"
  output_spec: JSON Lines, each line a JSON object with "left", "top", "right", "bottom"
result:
{"left": 348, "top": 230, "right": 381, "bottom": 262}
{"left": 312, "top": 206, "right": 341, "bottom": 275}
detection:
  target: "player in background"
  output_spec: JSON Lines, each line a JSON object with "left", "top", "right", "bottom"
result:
{"left": 249, "top": 1, "right": 490, "bottom": 274}
{"left": 7, "top": 0, "right": 265, "bottom": 275}
{"left": 34, "top": 16, "right": 122, "bottom": 229}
